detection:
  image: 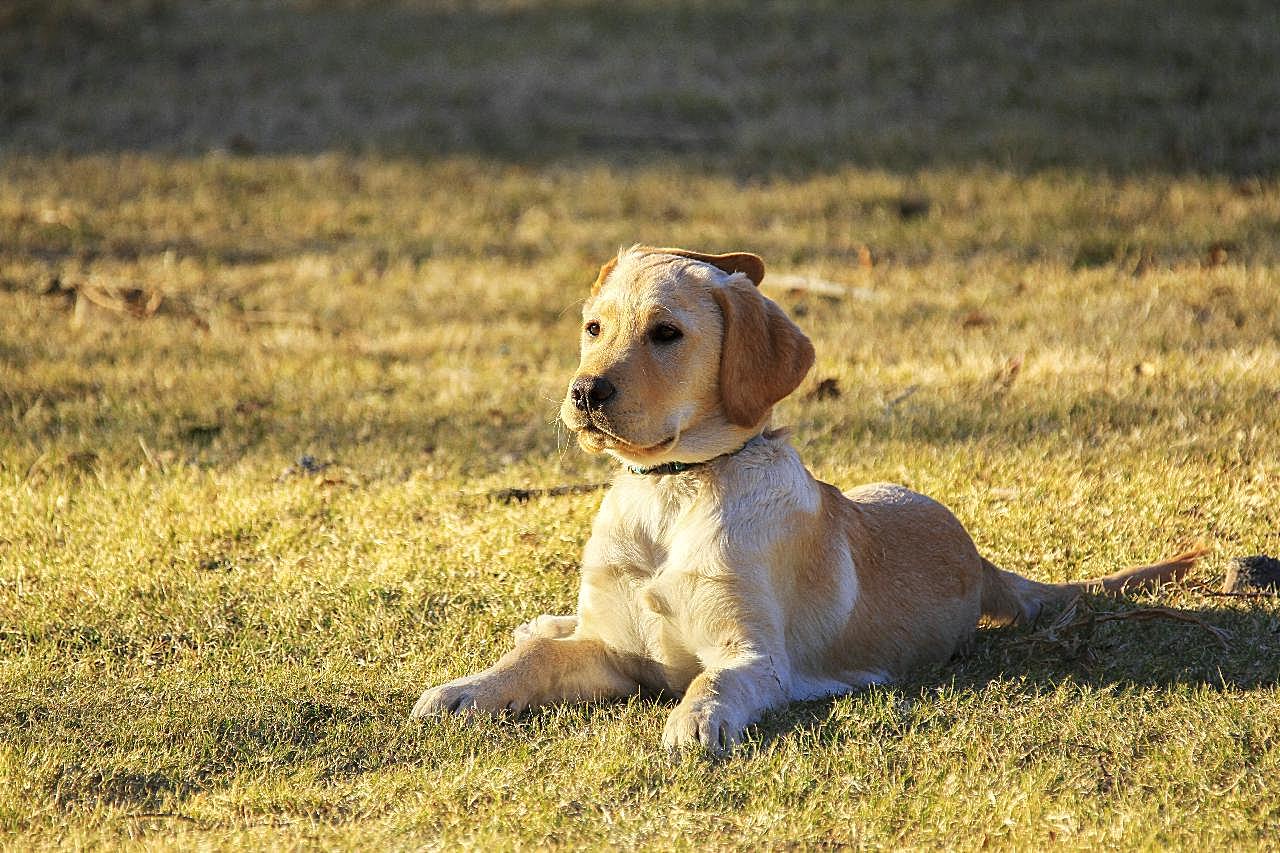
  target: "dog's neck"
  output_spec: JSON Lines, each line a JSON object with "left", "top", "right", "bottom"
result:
{"left": 623, "top": 432, "right": 769, "bottom": 476}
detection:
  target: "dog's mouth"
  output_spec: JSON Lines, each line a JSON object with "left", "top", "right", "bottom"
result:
{"left": 577, "top": 421, "right": 675, "bottom": 455}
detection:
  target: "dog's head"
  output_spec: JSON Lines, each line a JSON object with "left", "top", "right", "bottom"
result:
{"left": 560, "top": 245, "right": 814, "bottom": 468}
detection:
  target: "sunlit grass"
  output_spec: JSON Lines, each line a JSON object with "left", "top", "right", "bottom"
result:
{"left": 2, "top": 152, "right": 1278, "bottom": 849}
{"left": 3, "top": 0, "right": 1280, "bottom": 848}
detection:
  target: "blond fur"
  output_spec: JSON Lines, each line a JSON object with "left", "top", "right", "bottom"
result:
{"left": 410, "top": 246, "right": 1203, "bottom": 755}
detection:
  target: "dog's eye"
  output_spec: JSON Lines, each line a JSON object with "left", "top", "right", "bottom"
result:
{"left": 650, "top": 323, "right": 683, "bottom": 344}
{"left": 585, "top": 321, "right": 601, "bottom": 337}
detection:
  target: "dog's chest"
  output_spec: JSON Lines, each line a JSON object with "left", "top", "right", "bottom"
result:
{"left": 579, "top": 484, "right": 720, "bottom": 691}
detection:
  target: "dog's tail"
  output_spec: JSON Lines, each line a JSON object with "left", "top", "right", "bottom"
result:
{"left": 979, "top": 545, "right": 1207, "bottom": 627}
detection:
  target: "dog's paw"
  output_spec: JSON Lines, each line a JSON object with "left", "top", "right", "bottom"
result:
{"left": 409, "top": 673, "right": 527, "bottom": 719}
{"left": 512, "top": 613, "right": 579, "bottom": 645}
{"left": 662, "top": 700, "right": 746, "bottom": 758}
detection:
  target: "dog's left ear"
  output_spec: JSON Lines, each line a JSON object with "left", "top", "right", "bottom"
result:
{"left": 589, "top": 254, "right": 620, "bottom": 297}
{"left": 712, "top": 278, "right": 815, "bottom": 428}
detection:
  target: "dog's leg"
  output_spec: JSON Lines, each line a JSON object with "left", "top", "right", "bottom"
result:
{"left": 661, "top": 653, "right": 788, "bottom": 757}
{"left": 512, "top": 613, "right": 579, "bottom": 645}
{"left": 410, "top": 636, "right": 635, "bottom": 718}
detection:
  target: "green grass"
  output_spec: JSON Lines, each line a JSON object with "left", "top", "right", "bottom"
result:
{"left": 3, "top": 1, "right": 1280, "bottom": 849}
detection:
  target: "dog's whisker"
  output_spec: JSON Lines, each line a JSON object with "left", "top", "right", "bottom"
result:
{"left": 556, "top": 296, "right": 587, "bottom": 321}
{"left": 667, "top": 415, "right": 684, "bottom": 458}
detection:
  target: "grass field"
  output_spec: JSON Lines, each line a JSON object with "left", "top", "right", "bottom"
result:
{"left": 3, "top": 1, "right": 1280, "bottom": 849}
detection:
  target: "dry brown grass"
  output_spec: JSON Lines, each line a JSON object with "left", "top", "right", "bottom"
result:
{"left": 2, "top": 2, "right": 1279, "bottom": 849}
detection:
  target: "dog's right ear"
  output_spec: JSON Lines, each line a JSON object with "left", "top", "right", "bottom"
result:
{"left": 589, "top": 254, "right": 619, "bottom": 296}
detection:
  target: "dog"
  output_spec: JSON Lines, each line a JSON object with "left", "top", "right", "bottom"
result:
{"left": 410, "top": 245, "right": 1202, "bottom": 755}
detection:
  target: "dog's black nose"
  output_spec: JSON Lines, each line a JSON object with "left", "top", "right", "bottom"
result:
{"left": 571, "top": 376, "right": 616, "bottom": 411}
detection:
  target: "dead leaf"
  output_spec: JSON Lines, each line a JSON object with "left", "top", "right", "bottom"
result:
{"left": 962, "top": 310, "right": 994, "bottom": 329}
{"left": 183, "top": 424, "right": 222, "bottom": 445}
{"left": 897, "top": 195, "right": 932, "bottom": 220}
{"left": 1206, "top": 242, "right": 1232, "bottom": 267}
{"left": 807, "top": 377, "right": 841, "bottom": 401}
{"left": 1233, "top": 178, "right": 1263, "bottom": 197}
{"left": 1131, "top": 250, "right": 1156, "bottom": 277}
{"left": 992, "top": 357, "right": 1023, "bottom": 392}
{"left": 40, "top": 275, "right": 76, "bottom": 302}
{"left": 64, "top": 451, "right": 98, "bottom": 470}
{"left": 227, "top": 133, "right": 257, "bottom": 155}
{"left": 69, "top": 282, "right": 174, "bottom": 328}
{"left": 80, "top": 284, "right": 164, "bottom": 318}
{"left": 233, "top": 398, "right": 271, "bottom": 416}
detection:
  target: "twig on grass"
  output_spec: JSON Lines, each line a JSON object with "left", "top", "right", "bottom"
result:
{"left": 124, "top": 811, "right": 199, "bottom": 824}
{"left": 23, "top": 450, "right": 51, "bottom": 484}
{"left": 883, "top": 385, "right": 920, "bottom": 413}
{"left": 766, "top": 274, "right": 882, "bottom": 301}
{"left": 138, "top": 436, "right": 166, "bottom": 473}
{"left": 236, "top": 309, "right": 321, "bottom": 331}
{"left": 483, "top": 483, "right": 608, "bottom": 503}
{"left": 1026, "top": 593, "right": 1234, "bottom": 672}
{"left": 1091, "top": 607, "right": 1232, "bottom": 649}
{"left": 1034, "top": 598, "right": 1231, "bottom": 653}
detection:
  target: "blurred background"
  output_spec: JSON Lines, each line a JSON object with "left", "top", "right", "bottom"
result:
{"left": 3, "top": 0, "right": 1279, "bottom": 482}
{"left": 4, "top": 0, "right": 1278, "bottom": 172}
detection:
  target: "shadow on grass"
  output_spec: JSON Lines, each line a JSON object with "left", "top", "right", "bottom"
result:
{"left": 11, "top": 594, "right": 1276, "bottom": 810}
{"left": 755, "top": 594, "right": 1280, "bottom": 750}
{"left": 3, "top": 0, "right": 1278, "bottom": 175}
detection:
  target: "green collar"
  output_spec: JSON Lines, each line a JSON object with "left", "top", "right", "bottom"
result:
{"left": 626, "top": 459, "right": 701, "bottom": 476}
{"left": 624, "top": 436, "right": 760, "bottom": 477}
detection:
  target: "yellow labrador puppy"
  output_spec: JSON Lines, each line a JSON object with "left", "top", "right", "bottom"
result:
{"left": 411, "top": 245, "right": 1201, "bottom": 755}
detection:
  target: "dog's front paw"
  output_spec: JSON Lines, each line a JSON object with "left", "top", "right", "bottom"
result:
{"left": 662, "top": 700, "right": 746, "bottom": 758}
{"left": 410, "top": 673, "right": 527, "bottom": 719}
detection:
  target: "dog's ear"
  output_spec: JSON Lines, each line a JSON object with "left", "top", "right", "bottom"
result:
{"left": 644, "top": 247, "right": 765, "bottom": 287}
{"left": 712, "top": 279, "right": 815, "bottom": 428}
{"left": 589, "top": 254, "right": 619, "bottom": 297}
